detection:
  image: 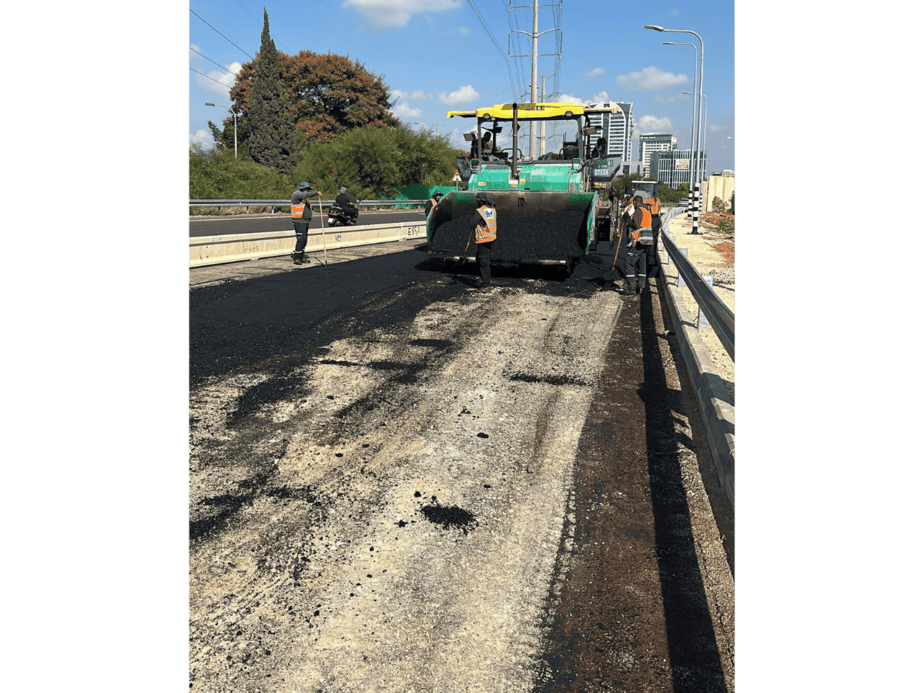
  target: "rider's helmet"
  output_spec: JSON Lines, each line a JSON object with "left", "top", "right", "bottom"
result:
{"left": 338, "top": 187, "right": 347, "bottom": 195}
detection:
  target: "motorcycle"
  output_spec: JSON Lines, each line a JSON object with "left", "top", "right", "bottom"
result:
{"left": 326, "top": 203, "right": 359, "bottom": 227}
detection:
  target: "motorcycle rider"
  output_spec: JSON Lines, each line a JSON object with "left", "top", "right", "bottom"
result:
{"left": 334, "top": 186, "right": 359, "bottom": 224}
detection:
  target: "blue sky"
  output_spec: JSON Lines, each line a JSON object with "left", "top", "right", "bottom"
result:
{"left": 189, "top": 0, "right": 735, "bottom": 172}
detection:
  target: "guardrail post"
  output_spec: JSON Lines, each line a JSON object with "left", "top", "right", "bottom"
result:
{"left": 697, "top": 272, "right": 714, "bottom": 330}
{"left": 677, "top": 248, "right": 689, "bottom": 287}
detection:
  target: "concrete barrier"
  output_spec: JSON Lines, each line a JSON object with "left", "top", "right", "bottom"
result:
{"left": 190, "top": 221, "right": 428, "bottom": 268}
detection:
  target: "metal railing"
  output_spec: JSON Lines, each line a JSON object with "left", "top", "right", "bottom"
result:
{"left": 660, "top": 206, "right": 735, "bottom": 361}
{"left": 189, "top": 199, "right": 427, "bottom": 210}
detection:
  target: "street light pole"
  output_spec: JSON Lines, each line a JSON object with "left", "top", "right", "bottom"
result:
{"left": 685, "top": 92, "right": 707, "bottom": 207}
{"left": 205, "top": 102, "right": 238, "bottom": 159}
{"left": 646, "top": 24, "right": 704, "bottom": 234}
{"left": 663, "top": 41, "right": 698, "bottom": 198}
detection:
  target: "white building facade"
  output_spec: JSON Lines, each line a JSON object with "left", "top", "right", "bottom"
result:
{"left": 649, "top": 148, "right": 709, "bottom": 189}
{"left": 639, "top": 133, "right": 676, "bottom": 178}
{"left": 586, "top": 102, "right": 635, "bottom": 175}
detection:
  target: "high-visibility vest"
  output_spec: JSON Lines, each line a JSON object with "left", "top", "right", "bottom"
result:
{"left": 642, "top": 197, "right": 660, "bottom": 215}
{"left": 290, "top": 202, "right": 306, "bottom": 219}
{"left": 475, "top": 205, "right": 497, "bottom": 243}
{"left": 631, "top": 206, "right": 653, "bottom": 246}
{"left": 427, "top": 197, "right": 440, "bottom": 214}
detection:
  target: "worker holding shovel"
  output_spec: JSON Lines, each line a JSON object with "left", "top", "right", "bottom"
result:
{"left": 290, "top": 181, "right": 321, "bottom": 266}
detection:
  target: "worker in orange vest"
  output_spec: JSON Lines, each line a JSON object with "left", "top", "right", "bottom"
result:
{"left": 624, "top": 195, "right": 655, "bottom": 295}
{"left": 290, "top": 181, "right": 321, "bottom": 265}
{"left": 470, "top": 191, "right": 497, "bottom": 290}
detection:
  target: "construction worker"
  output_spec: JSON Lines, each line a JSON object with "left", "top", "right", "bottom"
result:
{"left": 335, "top": 186, "right": 359, "bottom": 224}
{"left": 471, "top": 191, "right": 497, "bottom": 290}
{"left": 624, "top": 195, "right": 655, "bottom": 295}
{"left": 425, "top": 190, "right": 443, "bottom": 217}
{"left": 290, "top": 181, "right": 321, "bottom": 265}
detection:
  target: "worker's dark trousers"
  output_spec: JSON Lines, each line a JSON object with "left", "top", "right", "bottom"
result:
{"left": 476, "top": 240, "right": 493, "bottom": 284}
{"left": 625, "top": 248, "right": 646, "bottom": 291}
{"left": 293, "top": 220, "right": 311, "bottom": 257}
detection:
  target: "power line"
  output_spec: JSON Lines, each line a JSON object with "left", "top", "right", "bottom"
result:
{"left": 466, "top": 0, "right": 517, "bottom": 101}
{"left": 232, "top": 0, "right": 293, "bottom": 55}
{"left": 189, "top": 8, "right": 253, "bottom": 61}
{"left": 190, "top": 67, "right": 232, "bottom": 89}
{"left": 189, "top": 46, "right": 239, "bottom": 76}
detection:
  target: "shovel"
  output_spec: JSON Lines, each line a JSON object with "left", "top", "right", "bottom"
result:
{"left": 600, "top": 218, "right": 625, "bottom": 292}
{"left": 450, "top": 226, "right": 476, "bottom": 270}
{"left": 317, "top": 197, "right": 329, "bottom": 267}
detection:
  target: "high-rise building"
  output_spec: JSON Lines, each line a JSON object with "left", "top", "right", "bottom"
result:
{"left": 639, "top": 133, "right": 676, "bottom": 178}
{"left": 586, "top": 102, "right": 634, "bottom": 174}
{"left": 649, "top": 148, "right": 707, "bottom": 188}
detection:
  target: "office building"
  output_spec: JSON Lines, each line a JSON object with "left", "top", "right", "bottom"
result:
{"left": 639, "top": 133, "right": 676, "bottom": 178}
{"left": 586, "top": 102, "right": 635, "bottom": 174}
{"left": 649, "top": 148, "right": 708, "bottom": 188}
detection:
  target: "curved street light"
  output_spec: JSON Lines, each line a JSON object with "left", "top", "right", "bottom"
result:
{"left": 646, "top": 24, "right": 704, "bottom": 234}
{"left": 683, "top": 91, "right": 707, "bottom": 179}
{"left": 663, "top": 41, "right": 698, "bottom": 190}
{"left": 205, "top": 102, "right": 238, "bottom": 159}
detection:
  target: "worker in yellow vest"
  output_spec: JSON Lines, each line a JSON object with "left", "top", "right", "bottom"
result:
{"left": 624, "top": 195, "right": 655, "bottom": 295}
{"left": 290, "top": 181, "right": 321, "bottom": 265}
{"left": 471, "top": 191, "right": 497, "bottom": 290}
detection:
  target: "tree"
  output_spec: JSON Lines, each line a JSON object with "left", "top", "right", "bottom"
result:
{"left": 284, "top": 52, "right": 400, "bottom": 146}
{"left": 207, "top": 121, "right": 225, "bottom": 150}
{"left": 226, "top": 47, "right": 400, "bottom": 161}
{"left": 245, "top": 10, "right": 295, "bottom": 170}
{"left": 289, "top": 126, "right": 459, "bottom": 200}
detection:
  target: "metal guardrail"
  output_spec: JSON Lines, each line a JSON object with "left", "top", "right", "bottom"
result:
{"left": 189, "top": 199, "right": 427, "bottom": 209}
{"left": 661, "top": 206, "right": 735, "bottom": 361}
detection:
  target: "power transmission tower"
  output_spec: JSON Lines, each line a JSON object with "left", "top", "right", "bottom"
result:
{"left": 508, "top": 0, "right": 562, "bottom": 159}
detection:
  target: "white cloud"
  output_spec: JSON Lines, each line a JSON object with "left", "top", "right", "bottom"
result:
{"left": 556, "top": 91, "right": 610, "bottom": 106}
{"left": 558, "top": 93, "right": 587, "bottom": 105}
{"left": 189, "top": 129, "right": 212, "bottom": 147}
{"left": 439, "top": 84, "right": 479, "bottom": 105}
{"left": 391, "top": 102, "right": 424, "bottom": 118}
{"left": 636, "top": 115, "right": 674, "bottom": 133}
{"left": 193, "top": 61, "right": 243, "bottom": 97}
{"left": 455, "top": 26, "right": 471, "bottom": 35}
{"left": 344, "top": 0, "right": 462, "bottom": 32}
{"left": 585, "top": 67, "right": 604, "bottom": 78}
{"left": 616, "top": 66, "right": 689, "bottom": 91}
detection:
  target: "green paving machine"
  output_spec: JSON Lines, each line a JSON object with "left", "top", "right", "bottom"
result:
{"left": 426, "top": 102, "right": 623, "bottom": 273}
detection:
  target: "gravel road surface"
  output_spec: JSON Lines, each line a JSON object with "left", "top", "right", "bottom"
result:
{"left": 189, "top": 244, "right": 734, "bottom": 692}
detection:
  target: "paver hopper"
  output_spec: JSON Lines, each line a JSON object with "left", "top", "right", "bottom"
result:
{"left": 426, "top": 102, "right": 622, "bottom": 271}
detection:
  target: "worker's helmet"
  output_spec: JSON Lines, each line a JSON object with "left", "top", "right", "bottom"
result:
{"left": 433, "top": 191, "right": 443, "bottom": 199}
{"left": 338, "top": 187, "right": 347, "bottom": 195}
{"left": 298, "top": 181, "right": 310, "bottom": 190}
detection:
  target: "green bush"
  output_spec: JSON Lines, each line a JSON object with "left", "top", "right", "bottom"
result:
{"left": 189, "top": 144, "right": 291, "bottom": 200}
{"left": 288, "top": 126, "right": 458, "bottom": 199}
{"left": 717, "top": 216, "right": 735, "bottom": 234}
{"left": 712, "top": 196, "right": 727, "bottom": 214}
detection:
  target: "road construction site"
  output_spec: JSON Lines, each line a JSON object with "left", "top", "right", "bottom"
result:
{"left": 189, "top": 219, "right": 735, "bottom": 692}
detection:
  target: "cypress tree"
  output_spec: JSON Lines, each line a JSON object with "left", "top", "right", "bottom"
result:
{"left": 247, "top": 10, "right": 294, "bottom": 170}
